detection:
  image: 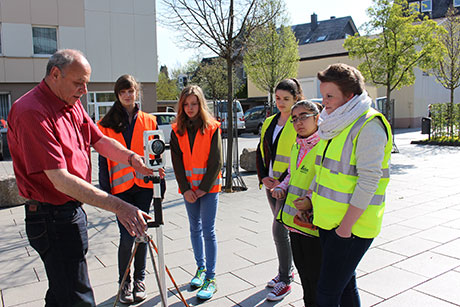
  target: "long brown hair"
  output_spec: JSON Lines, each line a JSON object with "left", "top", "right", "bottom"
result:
{"left": 99, "top": 74, "right": 140, "bottom": 133}
{"left": 174, "top": 85, "right": 214, "bottom": 135}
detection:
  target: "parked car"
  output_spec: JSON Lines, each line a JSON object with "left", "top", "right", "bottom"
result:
{"left": 151, "top": 112, "right": 176, "bottom": 145}
{"left": 244, "top": 106, "right": 266, "bottom": 135}
{"left": 208, "top": 100, "right": 245, "bottom": 134}
{"left": 244, "top": 105, "right": 280, "bottom": 135}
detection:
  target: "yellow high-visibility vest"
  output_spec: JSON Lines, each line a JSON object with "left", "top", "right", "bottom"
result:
{"left": 277, "top": 142, "right": 319, "bottom": 237}
{"left": 312, "top": 109, "right": 392, "bottom": 238}
{"left": 259, "top": 114, "right": 297, "bottom": 180}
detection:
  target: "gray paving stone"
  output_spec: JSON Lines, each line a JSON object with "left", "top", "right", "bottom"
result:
{"left": 378, "top": 236, "right": 441, "bottom": 257}
{"left": 392, "top": 251, "right": 460, "bottom": 278}
{"left": 415, "top": 271, "right": 460, "bottom": 305}
{"left": 358, "top": 247, "right": 405, "bottom": 274}
{"left": 357, "top": 266, "right": 426, "bottom": 299}
{"left": 373, "top": 289, "right": 457, "bottom": 306}
{"left": 432, "top": 238, "right": 460, "bottom": 259}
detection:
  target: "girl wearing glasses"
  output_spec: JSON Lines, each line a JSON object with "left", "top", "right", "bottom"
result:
{"left": 256, "top": 78, "right": 303, "bottom": 301}
{"left": 272, "top": 100, "right": 323, "bottom": 306}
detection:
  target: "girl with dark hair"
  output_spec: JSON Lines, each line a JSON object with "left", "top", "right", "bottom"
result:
{"left": 256, "top": 78, "right": 304, "bottom": 301}
{"left": 170, "top": 85, "right": 223, "bottom": 300}
{"left": 272, "top": 100, "right": 323, "bottom": 306}
{"left": 98, "top": 74, "right": 163, "bottom": 304}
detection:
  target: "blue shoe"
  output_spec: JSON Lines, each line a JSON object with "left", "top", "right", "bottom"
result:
{"left": 197, "top": 279, "right": 217, "bottom": 300}
{"left": 190, "top": 267, "right": 206, "bottom": 288}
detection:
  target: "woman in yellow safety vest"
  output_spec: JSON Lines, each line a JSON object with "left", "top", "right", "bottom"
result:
{"left": 256, "top": 78, "right": 303, "bottom": 301}
{"left": 312, "top": 64, "right": 392, "bottom": 307}
{"left": 272, "top": 100, "right": 323, "bottom": 306}
{"left": 170, "top": 85, "right": 222, "bottom": 300}
{"left": 98, "top": 74, "right": 164, "bottom": 304}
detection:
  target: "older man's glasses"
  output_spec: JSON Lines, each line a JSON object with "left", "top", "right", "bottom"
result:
{"left": 290, "top": 112, "right": 317, "bottom": 124}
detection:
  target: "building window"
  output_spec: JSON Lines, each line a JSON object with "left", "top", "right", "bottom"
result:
{"left": 421, "top": 0, "right": 432, "bottom": 12}
{"left": 316, "top": 35, "right": 327, "bottom": 42}
{"left": 409, "top": 1, "right": 420, "bottom": 13}
{"left": 32, "top": 26, "right": 57, "bottom": 55}
{"left": 455, "top": 0, "right": 460, "bottom": 7}
{"left": 0, "top": 93, "right": 11, "bottom": 122}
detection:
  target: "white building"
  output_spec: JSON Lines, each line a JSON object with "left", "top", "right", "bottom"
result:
{"left": 0, "top": 0, "right": 159, "bottom": 122}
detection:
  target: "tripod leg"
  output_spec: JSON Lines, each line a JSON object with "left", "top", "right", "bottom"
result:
{"left": 147, "top": 239, "right": 167, "bottom": 306}
{"left": 150, "top": 239, "right": 189, "bottom": 307}
{"left": 113, "top": 242, "right": 139, "bottom": 307}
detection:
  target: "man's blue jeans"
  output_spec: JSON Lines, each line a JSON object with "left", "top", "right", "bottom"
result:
{"left": 25, "top": 202, "right": 95, "bottom": 307}
{"left": 184, "top": 192, "right": 218, "bottom": 280}
{"left": 115, "top": 186, "right": 153, "bottom": 283}
{"left": 317, "top": 228, "right": 373, "bottom": 307}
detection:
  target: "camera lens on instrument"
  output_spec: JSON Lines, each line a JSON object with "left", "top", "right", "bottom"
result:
{"left": 150, "top": 139, "right": 165, "bottom": 155}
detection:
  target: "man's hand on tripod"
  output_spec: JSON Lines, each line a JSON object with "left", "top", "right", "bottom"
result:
{"left": 117, "top": 203, "right": 152, "bottom": 237}
{"left": 130, "top": 153, "right": 154, "bottom": 176}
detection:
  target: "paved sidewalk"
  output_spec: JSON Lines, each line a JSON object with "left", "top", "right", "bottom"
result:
{"left": 1, "top": 129, "right": 460, "bottom": 306}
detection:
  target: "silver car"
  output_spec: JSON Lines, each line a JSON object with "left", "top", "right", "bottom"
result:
{"left": 151, "top": 112, "right": 176, "bottom": 145}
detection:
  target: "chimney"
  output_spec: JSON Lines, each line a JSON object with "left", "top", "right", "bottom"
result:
{"left": 311, "top": 13, "right": 318, "bottom": 30}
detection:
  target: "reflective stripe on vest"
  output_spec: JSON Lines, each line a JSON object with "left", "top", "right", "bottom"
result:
{"left": 172, "top": 120, "right": 222, "bottom": 193}
{"left": 98, "top": 111, "right": 157, "bottom": 194}
{"left": 312, "top": 109, "right": 392, "bottom": 238}
{"left": 259, "top": 114, "right": 297, "bottom": 180}
{"left": 277, "top": 143, "right": 319, "bottom": 236}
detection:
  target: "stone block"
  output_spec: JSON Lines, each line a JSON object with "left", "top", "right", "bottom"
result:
{"left": 0, "top": 176, "right": 26, "bottom": 207}
{"left": 239, "top": 148, "right": 257, "bottom": 172}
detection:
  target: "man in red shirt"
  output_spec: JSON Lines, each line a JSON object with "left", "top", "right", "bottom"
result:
{"left": 7, "top": 49, "right": 154, "bottom": 307}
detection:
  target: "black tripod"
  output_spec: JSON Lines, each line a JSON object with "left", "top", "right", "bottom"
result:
{"left": 113, "top": 172, "right": 189, "bottom": 307}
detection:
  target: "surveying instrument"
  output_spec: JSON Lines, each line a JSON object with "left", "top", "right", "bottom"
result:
{"left": 114, "top": 130, "right": 189, "bottom": 307}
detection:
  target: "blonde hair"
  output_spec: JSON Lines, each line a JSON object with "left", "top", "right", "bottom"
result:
{"left": 175, "top": 85, "right": 214, "bottom": 135}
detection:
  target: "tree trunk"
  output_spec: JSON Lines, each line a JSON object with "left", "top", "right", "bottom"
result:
{"left": 385, "top": 86, "right": 392, "bottom": 126}
{"left": 450, "top": 87, "right": 454, "bottom": 137}
{"left": 224, "top": 56, "right": 234, "bottom": 191}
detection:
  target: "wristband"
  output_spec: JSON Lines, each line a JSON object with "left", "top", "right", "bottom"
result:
{"left": 128, "top": 153, "right": 136, "bottom": 167}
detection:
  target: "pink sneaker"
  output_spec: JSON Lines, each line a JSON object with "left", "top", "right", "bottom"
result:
{"left": 266, "top": 281, "right": 291, "bottom": 301}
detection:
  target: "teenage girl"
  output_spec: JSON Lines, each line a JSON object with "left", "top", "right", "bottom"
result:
{"left": 256, "top": 78, "right": 304, "bottom": 301}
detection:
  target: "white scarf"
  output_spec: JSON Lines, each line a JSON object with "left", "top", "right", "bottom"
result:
{"left": 318, "top": 92, "right": 372, "bottom": 140}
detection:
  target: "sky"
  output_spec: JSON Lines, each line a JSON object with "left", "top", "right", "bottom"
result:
{"left": 156, "top": 0, "right": 374, "bottom": 70}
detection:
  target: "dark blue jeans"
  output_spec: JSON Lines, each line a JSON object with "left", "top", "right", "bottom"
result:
{"left": 115, "top": 185, "right": 153, "bottom": 283}
{"left": 316, "top": 228, "right": 373, "bottom": 307}
{"left": 25, "top": 201, "right": 95, "bottom": 307}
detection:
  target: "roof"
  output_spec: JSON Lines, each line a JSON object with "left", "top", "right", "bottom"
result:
{"left": 291, "top": 15, "right": 359, "bottom": 46}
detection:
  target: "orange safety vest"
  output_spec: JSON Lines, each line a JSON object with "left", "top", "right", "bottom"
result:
{"left": 172, "top": 120, "right": 222, "bottom": 194}
{"left": 98, "top": 111, "right": 157, "bottom": 195}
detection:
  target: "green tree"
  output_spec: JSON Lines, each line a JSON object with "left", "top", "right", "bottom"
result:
{"left": 161, "top": 0, "right": 282, "bottom": 191}
{"left": 156, "top": 70, "right": 179, "bottom": 100}
{"left": 244, "top": 25, "right": 299, "bottom": 113}
{"left": 194, "top": 58, "right": 243, "bottom": 102}
{"left": 344, "top": 0, "right": 445, "bottom": 124}
{"left": 432, "top": 6, "right": 460, "bottom": 136}
{"left": 244, "top": 1, "right": 298, "bottom": 113}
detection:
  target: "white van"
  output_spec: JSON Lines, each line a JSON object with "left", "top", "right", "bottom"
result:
{"left": 208, "top": 100, "right": 245, "bottom": 134}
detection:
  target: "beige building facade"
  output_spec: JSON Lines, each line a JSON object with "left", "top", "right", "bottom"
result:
{"left": 0, "top": 0, "right": 158, "bottom": 122}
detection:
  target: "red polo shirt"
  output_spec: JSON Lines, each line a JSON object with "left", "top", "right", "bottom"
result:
{"left": 7, "top": 80, "right": 104, "bottom": 205}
